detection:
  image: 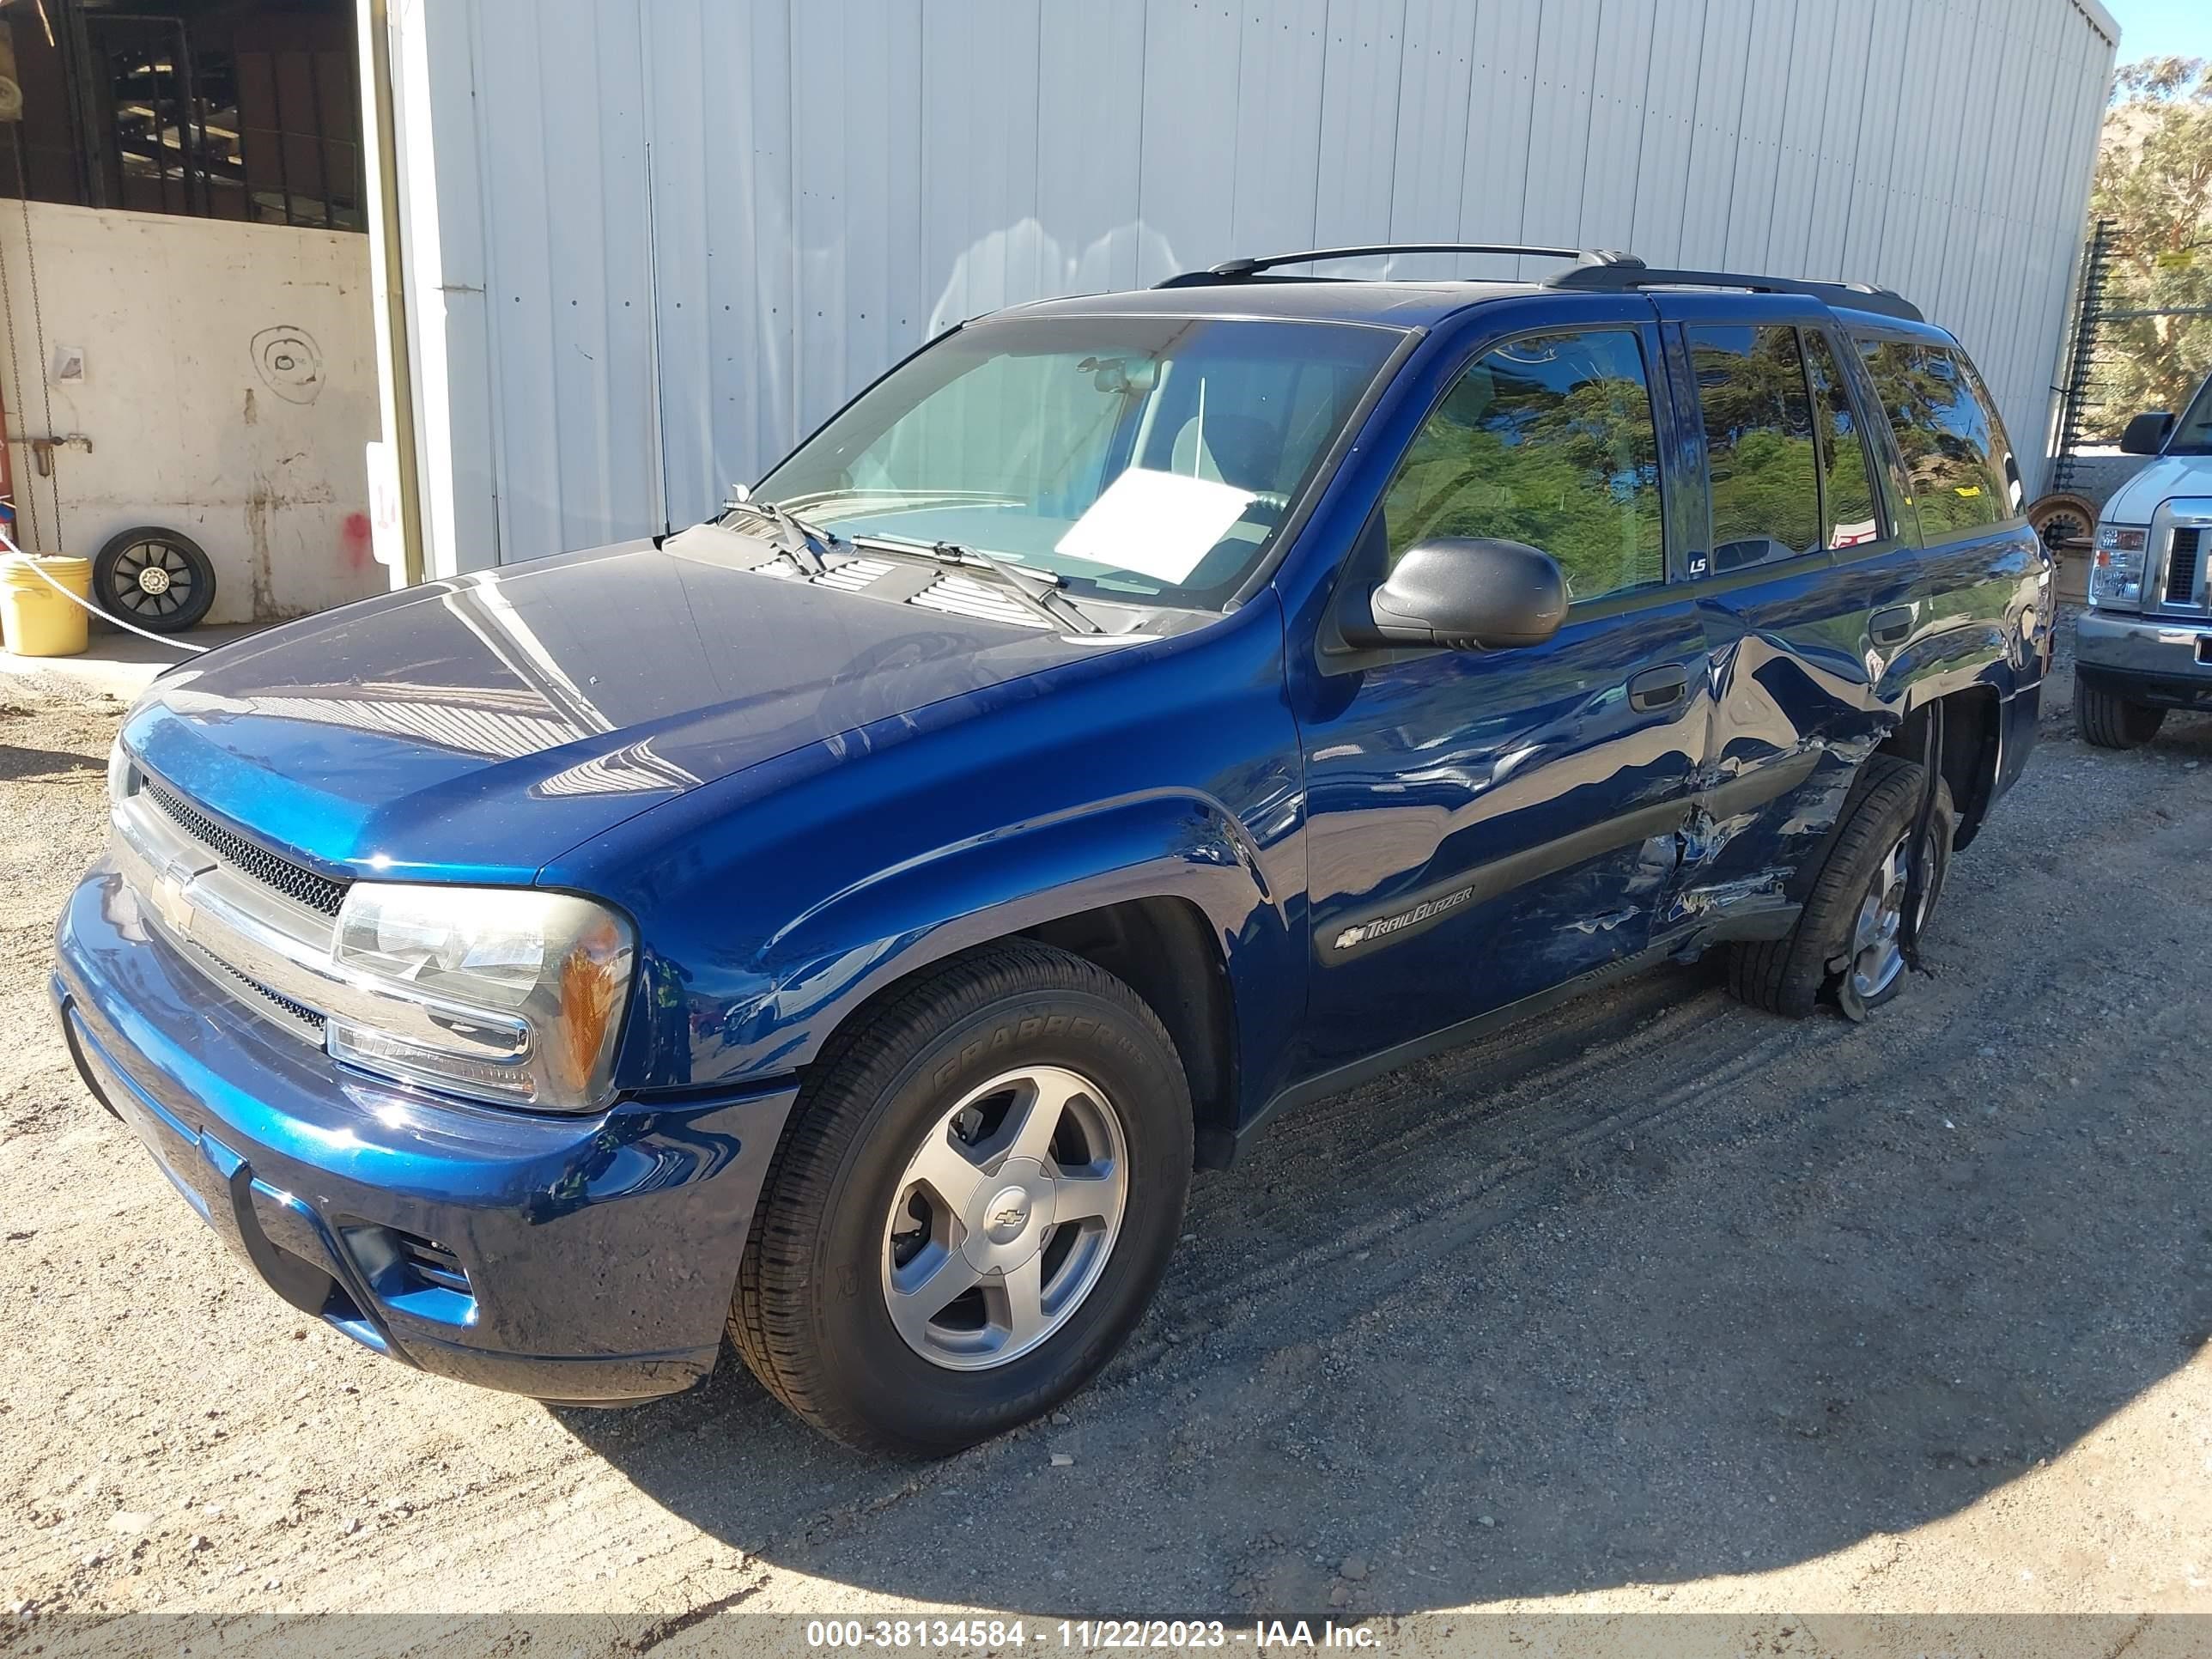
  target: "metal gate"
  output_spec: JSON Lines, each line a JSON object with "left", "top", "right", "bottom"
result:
{"left": 31, "top": 5, "right": 363, "bottom": 229}
{"left": 2051, "top": 215, "right": 2212, "bottom": 494}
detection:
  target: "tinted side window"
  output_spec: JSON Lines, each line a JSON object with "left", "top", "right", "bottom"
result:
{"left": 1381, "top": 330, "right": 1663, "bottom": 605}
{"left": 1955, "top": 353, "right": 2024, "bottom": 518}
{"left": 1854, "top": 339, "right": 2014, "bottom": 536}
{"left": 1802, "top": 331, "right": 1881, "bottom": 549}
{"left": 1686, "top": 324, "right": 1820, "bottom": 572}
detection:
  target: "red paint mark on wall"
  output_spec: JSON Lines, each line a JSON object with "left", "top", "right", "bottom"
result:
{"left": 342, "top": 510, "right": 373, "bottom": 569}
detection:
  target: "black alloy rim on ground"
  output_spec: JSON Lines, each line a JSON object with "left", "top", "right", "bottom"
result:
{"left": 102, "top": 536, "right": 202, "bottom": 623}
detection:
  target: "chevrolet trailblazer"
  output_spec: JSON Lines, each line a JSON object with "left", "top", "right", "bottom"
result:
{"left": 55, "top": 245, "right": 2047, "bottom": 1452}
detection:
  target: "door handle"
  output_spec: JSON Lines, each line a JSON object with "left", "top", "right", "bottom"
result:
{"left": 1627, "top": 665, "right": 1688, "bottom": 712}
{"left": 1870, "top": 605, "right": 1915, "bottom": 647}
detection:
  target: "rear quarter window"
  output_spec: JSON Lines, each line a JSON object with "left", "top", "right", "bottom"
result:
{"left": 1854, "top": 338, "right": 2021, "bottom": 536}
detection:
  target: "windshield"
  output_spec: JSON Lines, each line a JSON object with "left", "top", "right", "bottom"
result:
{"left": 2172, "top": 373, "right": 2212, "bottom": 456}
{"left": 753, "top": 315, "right": 1403, "bottom": 609}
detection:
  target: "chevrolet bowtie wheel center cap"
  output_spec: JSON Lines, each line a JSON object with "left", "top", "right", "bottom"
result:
{"left": 882, "top": 1066, "right": 1129, "bottom": 1371}
{"left": 963, "top": 1157, "right": 1056, "bottom": 1267}
{"left": 983, "top": 1185, "right": 1033, "bottom": 1244}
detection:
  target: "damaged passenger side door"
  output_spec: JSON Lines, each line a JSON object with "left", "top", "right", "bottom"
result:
{"left": 1654, "top": 296, "right": 1912, "bottom": 933}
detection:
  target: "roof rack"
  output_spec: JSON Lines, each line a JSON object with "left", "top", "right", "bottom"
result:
{"left": 1152, "top": 243, "right": 1638, "bottom": 288}
{"left": 1151, "top": 242, "right": 1926, "bottom": 324}
{"left": 1542, "top": 261, "right": 1924, "bottom": 324}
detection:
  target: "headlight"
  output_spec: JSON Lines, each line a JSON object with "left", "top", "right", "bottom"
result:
{"left": 2089, "top": 523, "right": 2148, "bottom": 609}
{"left": 325, "top": 884, "right": 636, "bottom": 1113}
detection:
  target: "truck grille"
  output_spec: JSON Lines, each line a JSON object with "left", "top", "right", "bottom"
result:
{"left": 185, "top": 939, "right": 328, "bottom": 1036}
{"left": 143, "top": 780, "right": 351, "bottom": 918}
{"left": 2164, "top": 526, "right": 2203, "bottom": 607}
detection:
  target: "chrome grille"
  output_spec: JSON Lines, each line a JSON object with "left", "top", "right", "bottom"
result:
{"left": 112, "top": 789, "right": 529, "bottom": 1067}
{"left": 143, "top": 781, "right": 350, "bottom": 917}
{"left": 185, "top": 939, "right": 327, "bottom": 1035}
{"left": 2166, "top": 527, "right": 2204, "bottom": 607}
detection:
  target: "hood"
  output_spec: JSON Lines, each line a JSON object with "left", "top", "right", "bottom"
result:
{"left": 2103, "top": 453, "right": 2212, "bottom": 526}
{"left": 125, "top": 526, "right": 1116, "bottom": 881}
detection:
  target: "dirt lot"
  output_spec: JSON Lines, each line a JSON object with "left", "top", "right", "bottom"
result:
{"left": 3, "top": 630, "right": 2210, "bottom": 1647}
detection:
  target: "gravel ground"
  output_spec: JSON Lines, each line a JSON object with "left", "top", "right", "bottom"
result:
{"left": 3, "top": 626, "right": 2210, "bottom": 1647}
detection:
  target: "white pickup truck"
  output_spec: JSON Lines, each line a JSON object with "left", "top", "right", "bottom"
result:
{"left": 2079, "top": 374, "right": 2212, "bottom": 747}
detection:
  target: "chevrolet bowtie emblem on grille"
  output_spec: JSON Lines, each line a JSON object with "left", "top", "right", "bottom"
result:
{"left": 149, "top": 862, "right": 198, "bottom": 936}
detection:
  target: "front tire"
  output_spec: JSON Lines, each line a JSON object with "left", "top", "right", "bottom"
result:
{"left": 2076, "top": 678, "right": 2166, "bottom": 750}
{"left": 732, "top": 941, "right": 1192, "bottom": 1455}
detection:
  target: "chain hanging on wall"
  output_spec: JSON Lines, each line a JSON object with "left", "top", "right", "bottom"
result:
{"left": 0, "top": 126, "right": 39, "bottom": 550}
{"left": 3, "top": 124, "right": 62, "bottom": 554}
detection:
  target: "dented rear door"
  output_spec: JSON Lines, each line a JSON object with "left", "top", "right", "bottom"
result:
{"left": 1652, "top": 295, "right": 1916, "bottom": 934}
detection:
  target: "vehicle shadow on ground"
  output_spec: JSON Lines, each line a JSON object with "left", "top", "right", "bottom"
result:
{"left": 0, "top": 742, "right": 102, "bottom": 784}
{"left": 560, "top": 818, "right": 2212, "bottom": 1621}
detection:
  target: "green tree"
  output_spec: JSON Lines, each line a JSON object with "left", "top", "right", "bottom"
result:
{"left": 2087, "top": 57, "right": 2212, "bottom": 434}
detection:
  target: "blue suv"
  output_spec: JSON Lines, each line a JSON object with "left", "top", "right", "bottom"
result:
{"left": 54, "top": 245, "right": 2048, "bottom": 1452}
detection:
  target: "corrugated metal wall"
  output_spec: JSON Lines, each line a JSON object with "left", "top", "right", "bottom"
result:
{"left": 393, "top": 0, "right": 2116, "bottom": 574}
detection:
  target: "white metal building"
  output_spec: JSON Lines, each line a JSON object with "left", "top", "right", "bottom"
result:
{"left": 368, "top": 0, "right": 2118, "bottom": 583}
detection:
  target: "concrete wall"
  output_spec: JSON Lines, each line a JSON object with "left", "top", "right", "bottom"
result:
{"left": 388, "top": 0, "right": 2118, "bottom": 578}
{"left": 0, "top": 203, "right": 380, "bottom": 622}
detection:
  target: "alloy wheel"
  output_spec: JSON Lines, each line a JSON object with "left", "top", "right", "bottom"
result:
{"left": 103, "top": 537, "right": 199, "bottom": 622}
{"left": 1847, "top": 828, "right": 1936, "bottom": 1002}
{"left": 881, "top": 1065, "right": 1127, "bottom": 1370}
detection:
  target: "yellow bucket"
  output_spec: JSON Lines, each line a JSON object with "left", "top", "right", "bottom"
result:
{"left": 1, "top": 553, "right": 93, "bottom": 657}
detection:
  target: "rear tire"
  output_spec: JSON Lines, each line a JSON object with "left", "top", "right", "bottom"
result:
{"left": 2076, "top": 678, "right": 2166, "bottom": 750}
{"left": 1728, "top": 754, "right": 1951, "bottom": 1018}
{"left": 731, "top": 941, "right": 1192, "bottom": 1455}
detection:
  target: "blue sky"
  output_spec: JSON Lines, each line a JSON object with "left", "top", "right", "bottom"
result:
{"left": 2106, "top": 0, "right": 2209, "bottom": 64}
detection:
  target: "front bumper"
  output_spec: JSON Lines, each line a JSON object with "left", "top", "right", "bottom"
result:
{"left": 2075, "top": 609, "right": 2212, "bottom": 709}
{"left": 53, "top": 864, "right": 796, "bottom": 1404}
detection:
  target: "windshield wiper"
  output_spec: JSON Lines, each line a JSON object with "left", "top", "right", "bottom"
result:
{"left": 852, "top": 534, "right": 1104, "bottom": 635}
{"left": 721, "top": 497, "right": 838, "bottom": 574}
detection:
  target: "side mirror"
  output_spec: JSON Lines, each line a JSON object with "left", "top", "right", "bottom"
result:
{"left": 2120, "top": 411, "right": 2174, "bottom": 456}
{"left": 1340, "top": 537, "right": 1568, "bottom": 651}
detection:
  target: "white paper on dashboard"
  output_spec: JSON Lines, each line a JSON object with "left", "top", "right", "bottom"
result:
{"left": 1054, "top": 466, "right": 1255, "bottom": 586}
